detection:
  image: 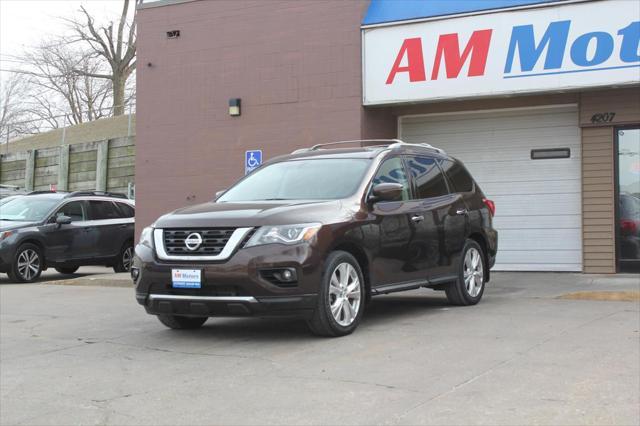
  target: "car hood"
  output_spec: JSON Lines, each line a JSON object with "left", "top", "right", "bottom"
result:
{"left": 153, "top": 200, "right": 348, "bottom": 228}
{"left": 0, "top": 220, "right": 37, "bottom": 231}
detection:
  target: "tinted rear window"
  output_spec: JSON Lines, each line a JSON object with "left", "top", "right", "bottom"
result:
{"left": 114, "top": 202, "right": 135, "bottom": 218}
{"left": 407, "top": 156, "right": 449, "bottom": 199}
{"left": 88, "top": 201, "right": 121, "bottom": 220}
{"left": 439, "top": 159, "right": 474, "bottom": 193}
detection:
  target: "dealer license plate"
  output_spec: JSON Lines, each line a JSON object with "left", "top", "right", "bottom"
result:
{"left": 172, "top": 269, "right": 202, "bottom": 289}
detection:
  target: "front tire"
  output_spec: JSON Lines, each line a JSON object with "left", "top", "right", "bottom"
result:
{"left": 113, "top": 241, "right": 133, "bottom": 273}
{"left": 8, "top": 243, "right": 43, "bottom": 283}
{"left": 307, "top": 251, "right": 364, "bottom": 337}
{"left": 157, "top": 314, "right": 207, "bottom": 329}
{"left": 445, "top": 239, "right": 486, "bottom": 306}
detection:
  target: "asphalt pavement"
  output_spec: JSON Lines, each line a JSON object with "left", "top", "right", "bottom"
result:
{"left": 1, "top": 272, "right": 639, "bottom": 425}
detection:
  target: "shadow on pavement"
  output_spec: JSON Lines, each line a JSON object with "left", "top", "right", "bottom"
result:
{"left": 141, "top": 292, "right": 451, "bottom": 341}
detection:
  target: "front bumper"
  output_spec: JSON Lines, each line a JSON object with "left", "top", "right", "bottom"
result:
{"left": 0, "top": 241, "right": 16, "bottom": 273}
{"left": 133, "top": 242, "right": 322, "bottom": 319}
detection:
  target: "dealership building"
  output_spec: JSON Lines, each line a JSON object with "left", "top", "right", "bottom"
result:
{"left": 137, "top": 0, "right": 640, "bottom": 273}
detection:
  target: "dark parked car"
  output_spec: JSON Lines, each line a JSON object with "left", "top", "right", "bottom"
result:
{"left": 0, "top": 191, "right": 135, "bottom": 282}
{"left": 133, "top": 140, "right": 498, "bottom": 336}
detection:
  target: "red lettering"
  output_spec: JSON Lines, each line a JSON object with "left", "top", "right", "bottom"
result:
{"left": 431, "top": 29, "right": 492, "bottom": 80}
{"left": 385, "top": 38, "right": 426, "bottom": 84}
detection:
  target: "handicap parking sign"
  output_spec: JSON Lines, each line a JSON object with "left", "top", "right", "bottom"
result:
{"left": 245, "top": 150, "right": 262, "bottom": 175}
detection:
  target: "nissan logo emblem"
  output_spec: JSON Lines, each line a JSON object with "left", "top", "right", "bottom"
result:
{"left": 184, "top": 233, "right": 203, "bottom": 251}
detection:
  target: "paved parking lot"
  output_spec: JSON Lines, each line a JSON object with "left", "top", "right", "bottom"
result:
{"left": 1, "top": 272, "right": 639, "bottom": 426}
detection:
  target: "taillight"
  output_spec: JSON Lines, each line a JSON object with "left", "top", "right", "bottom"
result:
{"left": 620, "top": 219, "right": 638, "bottom": 235}
{"left": 483, "top": 198, "right": 495, "bottom": 217}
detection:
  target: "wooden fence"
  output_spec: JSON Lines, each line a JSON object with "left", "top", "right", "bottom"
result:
{"left": 0, "top": 136, "right": 135, "bottom": 195}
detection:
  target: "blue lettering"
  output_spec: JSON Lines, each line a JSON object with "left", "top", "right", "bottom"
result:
{"left": 570, "top": 32, "right": 614, "bottom": 66}
{"left": 504, "top": 20, "right": 571, "bottom": 73}
{"left": 618, "top": 22, "right": 640, "bottom": 63}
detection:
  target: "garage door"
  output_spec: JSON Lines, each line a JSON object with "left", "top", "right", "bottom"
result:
{"left": 400, "top": 105, "right": 582, "bottom": 271}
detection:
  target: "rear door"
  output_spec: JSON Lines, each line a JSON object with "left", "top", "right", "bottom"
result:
{"left": 405, "top": 155, "right": 467, "bottom": 280}
{"left": 86, "top": 200, "right": 127, "bottom": 258}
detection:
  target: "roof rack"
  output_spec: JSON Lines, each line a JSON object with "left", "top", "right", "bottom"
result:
{"left": 64, "top": 191, "right": 128, "bottom": 199}
{"left": 388, "top": 141, "right": 447, "bottom": 155}
{"left": 291, "top": 139, "right": 446, "bottom": 155}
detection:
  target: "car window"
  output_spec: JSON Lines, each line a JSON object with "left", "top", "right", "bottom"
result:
{"left": 372, "top": 157, "right": 410, "bottom": 201}
{"left": 406, "top": 156, "right": 449, "bottom": 199}
{"left": 439, "top": 159, "right": 474, "bottom": 193}
{"left": 217, "top": 159, "right": 371, "bottom": 202}
{"left": 88, "top": 200, "right": 121, "bottom": 220}
{"left": 114, "top": 202, "right": 135, "bottom": 218}
{"left": 55, "top": 201, "right": 86, "bottom": 222}
{"left": 0, "top": 197, "right": 60, "bottom": 222}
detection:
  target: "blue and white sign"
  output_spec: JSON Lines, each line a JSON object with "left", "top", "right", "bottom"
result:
{"left": 171, "top": 269, "right": 201, "bottom": 289}
{"left": 363, "top": 0, "right": 640, "bottom": 105}
{"left": 245, "top": 150, "right": 262, "bottom": 175}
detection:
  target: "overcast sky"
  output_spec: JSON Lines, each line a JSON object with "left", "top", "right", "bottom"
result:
{"left": 0, "top": 0, "right": 132, "bottom": 82}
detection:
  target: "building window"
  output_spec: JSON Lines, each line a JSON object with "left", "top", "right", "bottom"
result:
{"left": 616, "top": 127, "right": 640, "bottom": 272}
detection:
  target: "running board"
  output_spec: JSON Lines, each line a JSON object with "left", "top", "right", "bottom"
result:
{"left": 371, "top": 276, "right": 457, "bottom": 296}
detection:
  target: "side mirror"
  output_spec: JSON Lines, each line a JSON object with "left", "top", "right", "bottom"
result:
{"left": 215, "top": 189, "right": 226, "bottom": 200}
{"left": 369, "top": 183, "right": 404, "bottom": 203}
{"left": 55, "top": 215, "right": 72, "bottom": 226}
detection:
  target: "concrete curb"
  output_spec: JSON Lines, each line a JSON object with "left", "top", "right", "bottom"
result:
{"left": 42, "top": 275, "right": 133, "bottom": 288}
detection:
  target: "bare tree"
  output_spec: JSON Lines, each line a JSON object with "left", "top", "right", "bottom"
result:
{"left": 67, "top": 0, "right": 141, "bottom": 115}
{"left": 0, "top": 74, "right": 37, "bottom": 142}
{"left": 15, "top": 42, "right": 112, "bottom": 126}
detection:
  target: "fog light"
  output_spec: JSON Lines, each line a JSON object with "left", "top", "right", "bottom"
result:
{"left": 131, "top": 267, "right": 140, "bottom": 281}
{"left": 260, "top": 268, "right": 298, "bottom": 286}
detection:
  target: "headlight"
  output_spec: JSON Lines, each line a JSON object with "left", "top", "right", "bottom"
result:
{"left": 138, "top": 227, "right": 153, "bottom": 248}
{"left": 0, "top": 230, "right": 15, "bottom": 242}
{"left": 245, "top": 223, "right": 321, "bottom": 248}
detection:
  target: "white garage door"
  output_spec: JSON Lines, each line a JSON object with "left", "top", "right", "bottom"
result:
{"left": 400, "top": 105, "right": 582, "bottom": 271}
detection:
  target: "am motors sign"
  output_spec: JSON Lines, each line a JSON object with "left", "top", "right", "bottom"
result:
{"left": 362, "top": 0, "right": 640, "bottom": 105}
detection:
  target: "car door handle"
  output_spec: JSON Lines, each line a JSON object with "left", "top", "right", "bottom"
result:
{"left": 456, "top": 208, "right": 468, "bottom": 215}
{"left": 83, "top": 227, "right": 95, "bottom": 232}
{"left": 119, "top": 224, "right": 127, "bottom": 229}
{"left": 411, "top": 215, "right": 424, "bottom": 223}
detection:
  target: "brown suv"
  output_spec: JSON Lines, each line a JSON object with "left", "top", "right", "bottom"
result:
{"left": 132, "top": 140, "right": 498, "bottom": 336}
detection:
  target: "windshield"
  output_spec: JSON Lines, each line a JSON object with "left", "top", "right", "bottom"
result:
{"left": 218, "top": 158, "right": 371, "bottom": 202}
{"left": 0, "top": 197, "right": 60, "bottom": 222}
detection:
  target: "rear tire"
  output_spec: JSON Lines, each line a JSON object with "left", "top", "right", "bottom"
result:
{"left": 113, "top": 241, "right": 133, "bottom": 273}
{"left": 307, "top": 251, "right": 364, "bottom": 337}
{"left": 445, "top": 239, "right": 486, "bottom": 306}
{"left": 157, "top": 314, "right": 207, "bottom": 329}
{"left": 8, "top": 243, "right": 43, "bottom": 283}
{"left": 55, "top": 266, "right": 79, "bottom": 274}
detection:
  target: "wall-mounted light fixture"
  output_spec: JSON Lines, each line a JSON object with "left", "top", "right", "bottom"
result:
{"left": 229, "top": 98, "right": 241, "bottom": 117}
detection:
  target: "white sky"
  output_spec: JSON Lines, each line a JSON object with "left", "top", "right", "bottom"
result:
{"left": 0, "top": 0, "right": 131, "bottom": 82}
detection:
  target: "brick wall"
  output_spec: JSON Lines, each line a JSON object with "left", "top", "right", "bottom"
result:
{"left": 136, "top": 0, "right": 394, "bottom": 232}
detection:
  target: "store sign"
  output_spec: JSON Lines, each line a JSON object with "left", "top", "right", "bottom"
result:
{"left": 363, "top": 0, "right": 640, "bottom": 105}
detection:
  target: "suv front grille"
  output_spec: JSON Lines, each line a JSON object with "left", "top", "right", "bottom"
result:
{"left": 163, "top": 228, "right": 236, "bottom": 256}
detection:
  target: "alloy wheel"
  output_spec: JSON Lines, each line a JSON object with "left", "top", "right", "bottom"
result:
{"left": 463, "top": 247, "right": 484, "bottom": 297}
{"left": 122, "top": 247, "right": 133, "bottom": 272}
{"left": 328, "top": 262, "right": 361, "bottom": 326}
{"left": 17, "top": 249, "right": 40, "bottom": 281}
